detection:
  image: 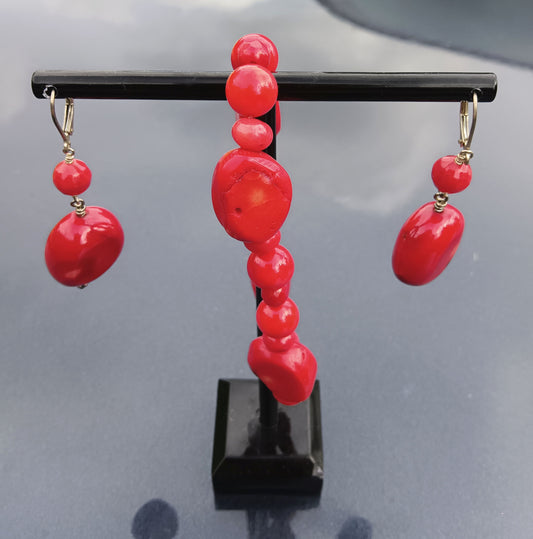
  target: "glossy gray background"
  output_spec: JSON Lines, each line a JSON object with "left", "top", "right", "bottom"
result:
{"left": 1, "top": 0, "right": 532, "bottom": 537}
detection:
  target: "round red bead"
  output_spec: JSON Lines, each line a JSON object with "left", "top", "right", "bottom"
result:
{"left": 260, "top": 282, "right": 291, "bottom": 307}
{"left": 231, "top": 34, "right": 279, "bottom": 72}
{"left": 231, "top": 118, "right": 273, "bottom": 151}
{"left": 263, "top": 331, "right": 299, "bottom": 353}
{"left": 248, "top": 337, "right": 317, "bottom": 405}
{"left": 392, "top": 201, "right": 464, "bottom": 286}
{"left": 256, "top": 298, "right": 299, "bottom": 338}
{"left": 212, "top": 148, "right": 292, "bottom": 243}
{"left": 226, "top": 65, "right": 278, "bottom": 118}
{"left": 52, "top": 159, "right": 92, "bottom": 196}
{"left": 431, "top": 155, "right": 472, "bottom": 193}
{"left": 45, "top": 206, "right": 124, "bottom": 287}
{"left": 244, "top": 231, "right": 281, "bottom": 255}
{"left": 247, "top": 245, "right": 294, "bottom": 290}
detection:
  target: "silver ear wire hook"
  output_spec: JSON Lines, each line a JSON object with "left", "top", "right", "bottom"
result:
{"left": 49, "top": 88, "right": 76, "bottom": 162}
{"left": 456, "top": 91, "right": 478, "bottom": 164}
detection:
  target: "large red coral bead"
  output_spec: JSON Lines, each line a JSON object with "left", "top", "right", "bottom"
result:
{"left": 212, "top": 149, "right": 292, "bottom": 243}
{"left": 45, "top": 206, "right": 124, "bottom": 287}
{"left": 392, "top": 202, "right": 464, "bottom": 286}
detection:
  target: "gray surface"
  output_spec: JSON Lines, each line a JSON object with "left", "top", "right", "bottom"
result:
{"left": 318, "top": 0, "right": 533, "bottom": 68}
{"left": 1, "top": 0, "right": 532, "bottom": 537}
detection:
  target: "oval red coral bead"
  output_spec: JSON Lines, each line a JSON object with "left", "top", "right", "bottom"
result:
{"left": 392, "top": 202, "right": 464, "bottom": 286}
{"left": 431, "top": 155, "right": 472, "bottom": 194}
{"left": 232, "top": 118, "right": 273, "bottom": 151}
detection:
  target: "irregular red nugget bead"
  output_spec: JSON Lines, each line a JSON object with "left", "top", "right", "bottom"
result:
{"left": 248, "top": 337, "right": 317, "bottom": 405}
{"left": 212, "top": 149, "right": 292, "bottom": 243}
{"left": 392, "top": 202, "right": 464, "bottom": 286}
{"left": 45, "top": 206, "right": 124, "bottom": 287}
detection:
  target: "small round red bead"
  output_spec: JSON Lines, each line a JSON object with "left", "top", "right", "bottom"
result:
{"left": 226, "top": 65, "right": 278, "bottom": 118}
{"left": 247, "top": 245, "right": 294, "bottom": 290}
{"left": 260, "top": 282, "right": 291, "bottom": 307}
{"left": 244, "top": 231, "right": 281, "bottom": 255}
{"left": 232, "top": 118, "right": 273, "bottom": 151}
{"left": 263, "top": 332, "right": 299, "bottom": 353}
{"left": 231, "top": 33, "right": 279, "bottom": 72}
{"left": 53, "top": 159, "right": 92, "bottom": 196}
{"left": 431, "top": 155, "right": 472, "bottom": 194}
{"left": 256, "top": 298, "right": 299, "bottom": 338}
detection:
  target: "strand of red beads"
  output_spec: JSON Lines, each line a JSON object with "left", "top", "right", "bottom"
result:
{"left": 212, "top": 34, "right": 317, "bottom": 405}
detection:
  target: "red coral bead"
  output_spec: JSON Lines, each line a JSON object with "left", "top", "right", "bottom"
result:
{"left": 431, "top": 155, "right": 472, "bottom": 193}
{"left": 247, "top": 245, "right": 294, "bottom": 290}
{"left": 45, "top": 206, "right": 124, "bottom": 287}
{"left": 244, "top": 231, "right": 281, "bottom": 255}
{"left": 212, "top": 149, "right": 292, "bottom": 243}
{"left": 263, "top": 331, "right": 299, "bottom": 352}
{"left": 256, "top": 298, "right": 299, "bottom": 338}
{"left": 275, "top": 101, "right": 281, "bottom": 135}
{"left": 231, "top": 33, "right": 279, "bottom": 72}
{"left": 52, "top": 159, "right": 92, "bottom": 196}
{"left": 231, "top": 118, "right": 273, "bottom": 151}
{"left": 392, "top": 202, "right": 464, "bottom": 286}
{"left": 226, "top": 65, "right": 278, "bottom": 118}
{"left": 248, "top": 337, "right": 317, "bottom": 405}
{"left": 260, "top": 282, "right": 291, "bottom": 307}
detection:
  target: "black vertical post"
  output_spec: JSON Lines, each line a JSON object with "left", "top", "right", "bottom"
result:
{"left": 257, "top": 105, "right": 279, "bottom": 435}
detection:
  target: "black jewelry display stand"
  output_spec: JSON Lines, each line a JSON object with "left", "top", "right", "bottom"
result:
{"left": 32, "top": 69, "right": 497, "bottom": 498}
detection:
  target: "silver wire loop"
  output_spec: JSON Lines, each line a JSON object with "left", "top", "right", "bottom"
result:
{"left": 433, "top": 192, "right": 449, "bottom": 213}
{"left": 456, "top": 91, "right": 478, "bottom": 164}
{"left": 70, "top": 196, "right": 86, "bottom": 217}
{"left": 49, "top": 88, "right": 76, "bottom": 161}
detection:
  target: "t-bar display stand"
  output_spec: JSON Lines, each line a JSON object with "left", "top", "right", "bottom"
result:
{"left": 32, "top": 70, "right": 498, "bottom": 497}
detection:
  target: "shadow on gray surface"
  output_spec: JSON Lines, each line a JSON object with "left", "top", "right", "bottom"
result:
{"left": 317, "top": 0, "right": 533, "bottom": 68}
{"left": 132, "top": 499, "right": 178, "bottom": 539}
{"left": 337, "top": 516, "right": 373, "bottom": 538}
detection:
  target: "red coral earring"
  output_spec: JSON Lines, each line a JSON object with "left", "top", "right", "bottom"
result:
{"left": 45, "top": 90, "right": 124, "bottom": 288}
{"left": 212, "top": 34, "right": 317, "bottom": 405}
{"left": 392, "top": 92, "right": 478, "bottom": 286}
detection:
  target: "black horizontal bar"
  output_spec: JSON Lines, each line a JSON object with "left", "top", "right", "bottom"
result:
{"left": 32, "top": 71, "right": 497, "bottom": 102}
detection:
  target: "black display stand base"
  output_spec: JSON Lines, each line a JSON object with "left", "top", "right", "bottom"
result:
{"left": 211, "top": 379, "right": 323, "bottom": 496}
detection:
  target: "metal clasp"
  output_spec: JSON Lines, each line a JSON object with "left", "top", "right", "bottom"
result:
{"left": 49, "top": 87, "right": 75, "bottom": 161}
{"left": 456, "top": 91, "right": 478, "bottom": 164}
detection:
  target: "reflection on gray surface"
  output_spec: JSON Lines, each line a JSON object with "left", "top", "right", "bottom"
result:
{"left": 1, "top": 0, "right": 532, "bottom": 537}
{"left": 318, "top": 0, "right": 533, "bottom": 68}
